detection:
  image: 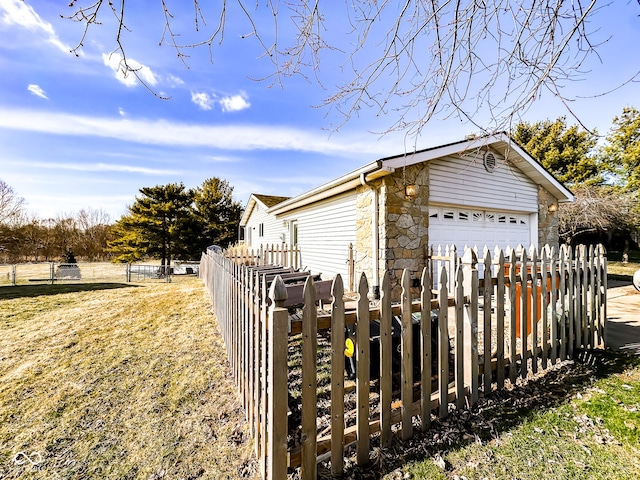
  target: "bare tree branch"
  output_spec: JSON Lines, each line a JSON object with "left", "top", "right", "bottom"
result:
{"left": 64, "top": 1, "right": 638, "bottom": 139}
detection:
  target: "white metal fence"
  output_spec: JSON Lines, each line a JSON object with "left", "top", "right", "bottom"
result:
{"left": 0, "top": 262, "right": 198, "bottom": 285}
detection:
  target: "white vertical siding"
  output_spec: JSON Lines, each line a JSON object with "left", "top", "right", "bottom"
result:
{"left": 429, "top": 153, "right": 539, "bottom": 212}
{"left": 280, "top": 191, "right": 357, "bottom": 279}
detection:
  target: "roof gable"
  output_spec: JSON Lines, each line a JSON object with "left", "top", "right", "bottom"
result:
{"left": 251, "top": 133, "right": 574, "bottom": 218}
{"left": 380, "top": 132, "right": 574, "bottom": 203}
{"left": 240, "top": 193, "right": 290, "bottom": 226}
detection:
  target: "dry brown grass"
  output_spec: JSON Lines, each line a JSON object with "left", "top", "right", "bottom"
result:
{"left": 0, "top": 278, "right": 257, "bottom": 479}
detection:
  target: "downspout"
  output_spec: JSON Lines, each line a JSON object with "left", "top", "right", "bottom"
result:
{"left": 360, "top": 173, "right": 380, "bottom": 298}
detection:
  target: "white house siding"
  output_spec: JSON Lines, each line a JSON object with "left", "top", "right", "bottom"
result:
{"left": 244, "top": 201, "right": 287, "bottom": 247}
{"left": 427, "top": 153, "right": 539, "bottom": 253}
{"left": 428, "top": 153, "right": 539, "bottom": 212}
{"left": 280, "top": 191, "right": 357, "bottom": 279}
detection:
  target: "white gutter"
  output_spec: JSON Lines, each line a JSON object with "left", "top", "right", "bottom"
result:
{"left": 269, "top": 162, "right": 394, "bottom": 215}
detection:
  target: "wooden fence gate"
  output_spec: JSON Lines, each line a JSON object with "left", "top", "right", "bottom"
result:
{"left": 200, "top": 243, "right": 607, "bottom": 479}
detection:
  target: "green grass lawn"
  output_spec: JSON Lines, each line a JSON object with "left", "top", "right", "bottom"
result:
{"left": 0, "top": 278, "right": 257, "bottom": 480}
{"left": 381, "top": 351, "right": 640, "bottom": 480}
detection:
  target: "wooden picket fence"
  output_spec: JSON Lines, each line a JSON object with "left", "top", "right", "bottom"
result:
{"left": 200, "top": 243, "right": 607, "bottom": 480}
{"left": 225, "top": 243, "right": 301, "bottom": 269}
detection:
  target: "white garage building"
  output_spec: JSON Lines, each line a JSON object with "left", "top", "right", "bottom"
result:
{"left": 239, "top": 133, "right": 573, "bottom": 299}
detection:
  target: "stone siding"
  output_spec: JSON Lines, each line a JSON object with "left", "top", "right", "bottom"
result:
{"left": 354, "top": 164, "right": 430, "bottom": 301}
{"left": 537, "top": 186, "right": 560, "bottom": 250}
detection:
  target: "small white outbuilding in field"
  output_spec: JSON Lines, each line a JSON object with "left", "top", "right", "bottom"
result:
{"left": 239, "top": 133, "right": 574, "bottom": 298}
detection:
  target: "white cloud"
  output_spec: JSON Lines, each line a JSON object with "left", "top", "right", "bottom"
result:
{"left": 118, "top": 108, "right": 126, "bottom": 117}
{"left": 102, "top": 53, "right": 158, "bottom": 88}
{"left": 191, "top": 91, "right": 216, "bottom": 110}
{"left": 168, "top": 74, "right": 185, "bottom": 87}
{"left": 0, "top": 106, "right": 402, "bottom": 157}
{"left": 0, "top": 0, "right": 70, "bottom": 52}
{"left": 207, "top": 156, "right": 238, "bottom": 163}
{"left": 27, "top": 84, "right": 47, "bottom": 99}
{"left": 219, "top": 91, "right": 251, "bottom": 112}
{"left": 6, "top": 159, "right": 180, "bottom": 176}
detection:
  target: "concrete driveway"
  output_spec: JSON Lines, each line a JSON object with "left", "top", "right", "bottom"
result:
{"left": 606, "top": 279, "right": 640, "bottom": 354}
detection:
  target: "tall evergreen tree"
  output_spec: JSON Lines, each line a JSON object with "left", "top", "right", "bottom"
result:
{"left": 192, "top": 177, "right": 242, "bottom": 252}
{"left": 512, "top": 117, "right": 600, "bottom": 186}
{"left": 601, "top": 106, "right": 640, "bottom": 193}
{"left": 108, "top": 183, "right": 193, "bottom": 267}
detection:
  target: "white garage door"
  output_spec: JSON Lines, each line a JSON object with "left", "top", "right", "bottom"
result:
{"left": 428, "top": 206, "right": 532, "bottom": 253}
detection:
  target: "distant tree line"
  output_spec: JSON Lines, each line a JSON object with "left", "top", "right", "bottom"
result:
{"left": 0, "top": 201, "right": 112, "bottom": 263}
{"left": 0, "top": 177, "right": 242, "bottom": 266}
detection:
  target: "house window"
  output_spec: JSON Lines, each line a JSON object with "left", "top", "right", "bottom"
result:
{"left": 290, "top": 221, "right": 298, "bottom": 246}
{"left": 259, "top": 223, "right": 264, "bottom": 237}
{"left": 443, "top": 210, "right": 455, "bottom": 220}
{"left": 458, "top": 210, "right": 469, "bottom": 221}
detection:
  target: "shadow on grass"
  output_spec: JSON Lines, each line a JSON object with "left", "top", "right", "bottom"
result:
{"left": 326, "top": 350, "right": 640, "bottom": 480}
{"left": 0, "top": 282, "right": 139, "bottom": 300}
{"left": 608, "top": 274, "right": 633, "bottom": 284}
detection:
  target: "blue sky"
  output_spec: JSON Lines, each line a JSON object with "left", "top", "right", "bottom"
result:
{"left": 0, "top": 1, "right": 638, "bottom": 221}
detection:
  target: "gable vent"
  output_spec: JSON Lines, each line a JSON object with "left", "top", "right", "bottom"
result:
{"left": 483, "top": 151, "right": 497, "bottom": 172}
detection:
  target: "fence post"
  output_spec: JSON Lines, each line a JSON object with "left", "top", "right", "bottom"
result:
{"left": 267, "top": 277, "right": 288, "bottom": 480}
{"left": 11, "top": 264, "right": 16, "bottom": 286}
{"left": 462, "top": 248, "right": 479, "bottom": 406}
{"left": 518, "top": 246, "right": 528, "bottom": 377}
{"left": 437, "top": 268, "right": 449, "bottom": 419}
{"left": 600, "top": 245, "right": 608, "bottom": 348}
{"left": 419, "top": 267, "right": 432, "bottom": 432}
{"left": 507, "top": 248, "right": 517, "bottom": 384}
{"left": 482, "top": 248, "right": 493, "bottom": 393}
{"left": 356, "top": 272, "right": 371, "bottom": 465}
{"left": 550, "top": 246, "right": 559, "bottom": 364}
{"left": 331, "top": 275, "right": 346, "bottom": 475}
{"left": 530, "top": 246, "right": 539, "bottom": 373}
{"left": 400, "top": 269, "right": 413, "bottom": 440}
{"left": 495, "top": 249, "right": 505, "bottom": 390}
{"left": 301, "top": 276, "right": 318, "bottom": 480}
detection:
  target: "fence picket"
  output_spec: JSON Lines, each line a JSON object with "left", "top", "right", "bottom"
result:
{"left": 581, "top": 246, "right": 589, "bottom": 348}
{"left": 266, "top": 277, "right": 288, "bottom": 480}
{"left": 559, "top": 247, "right": 567, "bottom": 361}
{"left": 550, "top": 248, "right": 558, "bottom": 365}
{"left": 438, "top": 268, "right": 449, "bottom": 419}
{"left": 530, "top": 246, "right": 539, "bottom": 374}
{"left": 463, "top": 250, "right": 479, "bottom": 406}
{"left": 380, "top": 271, "right": 394, "bottom": 444}
{"left": 401, "top": 270, "right": 414, "bottom": 440}
{"left": 455, "top": 265, "right": 465, "bottom": 409}
{"left": 483, "top": 249, "right": 493, "bottom": 392}
{"left": 356, "top": 273, "right": 370, "bottom": 465}
{"left": 518, "top": 246, "right": 528, "bottom": 378}
{"left": 301, "top": 277, "right": 318, "bottom": 480}
{"left": 508, "top": 250, "right": 517, "bottom": 384}
{"left": 419, "top": 267, "right": 432, "bottom": 432}
{"left": 330, "top": 275, "right": 346, "bottom": 476}
{"left": 496, "top": 249, "right": 505, "bottom": 390}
